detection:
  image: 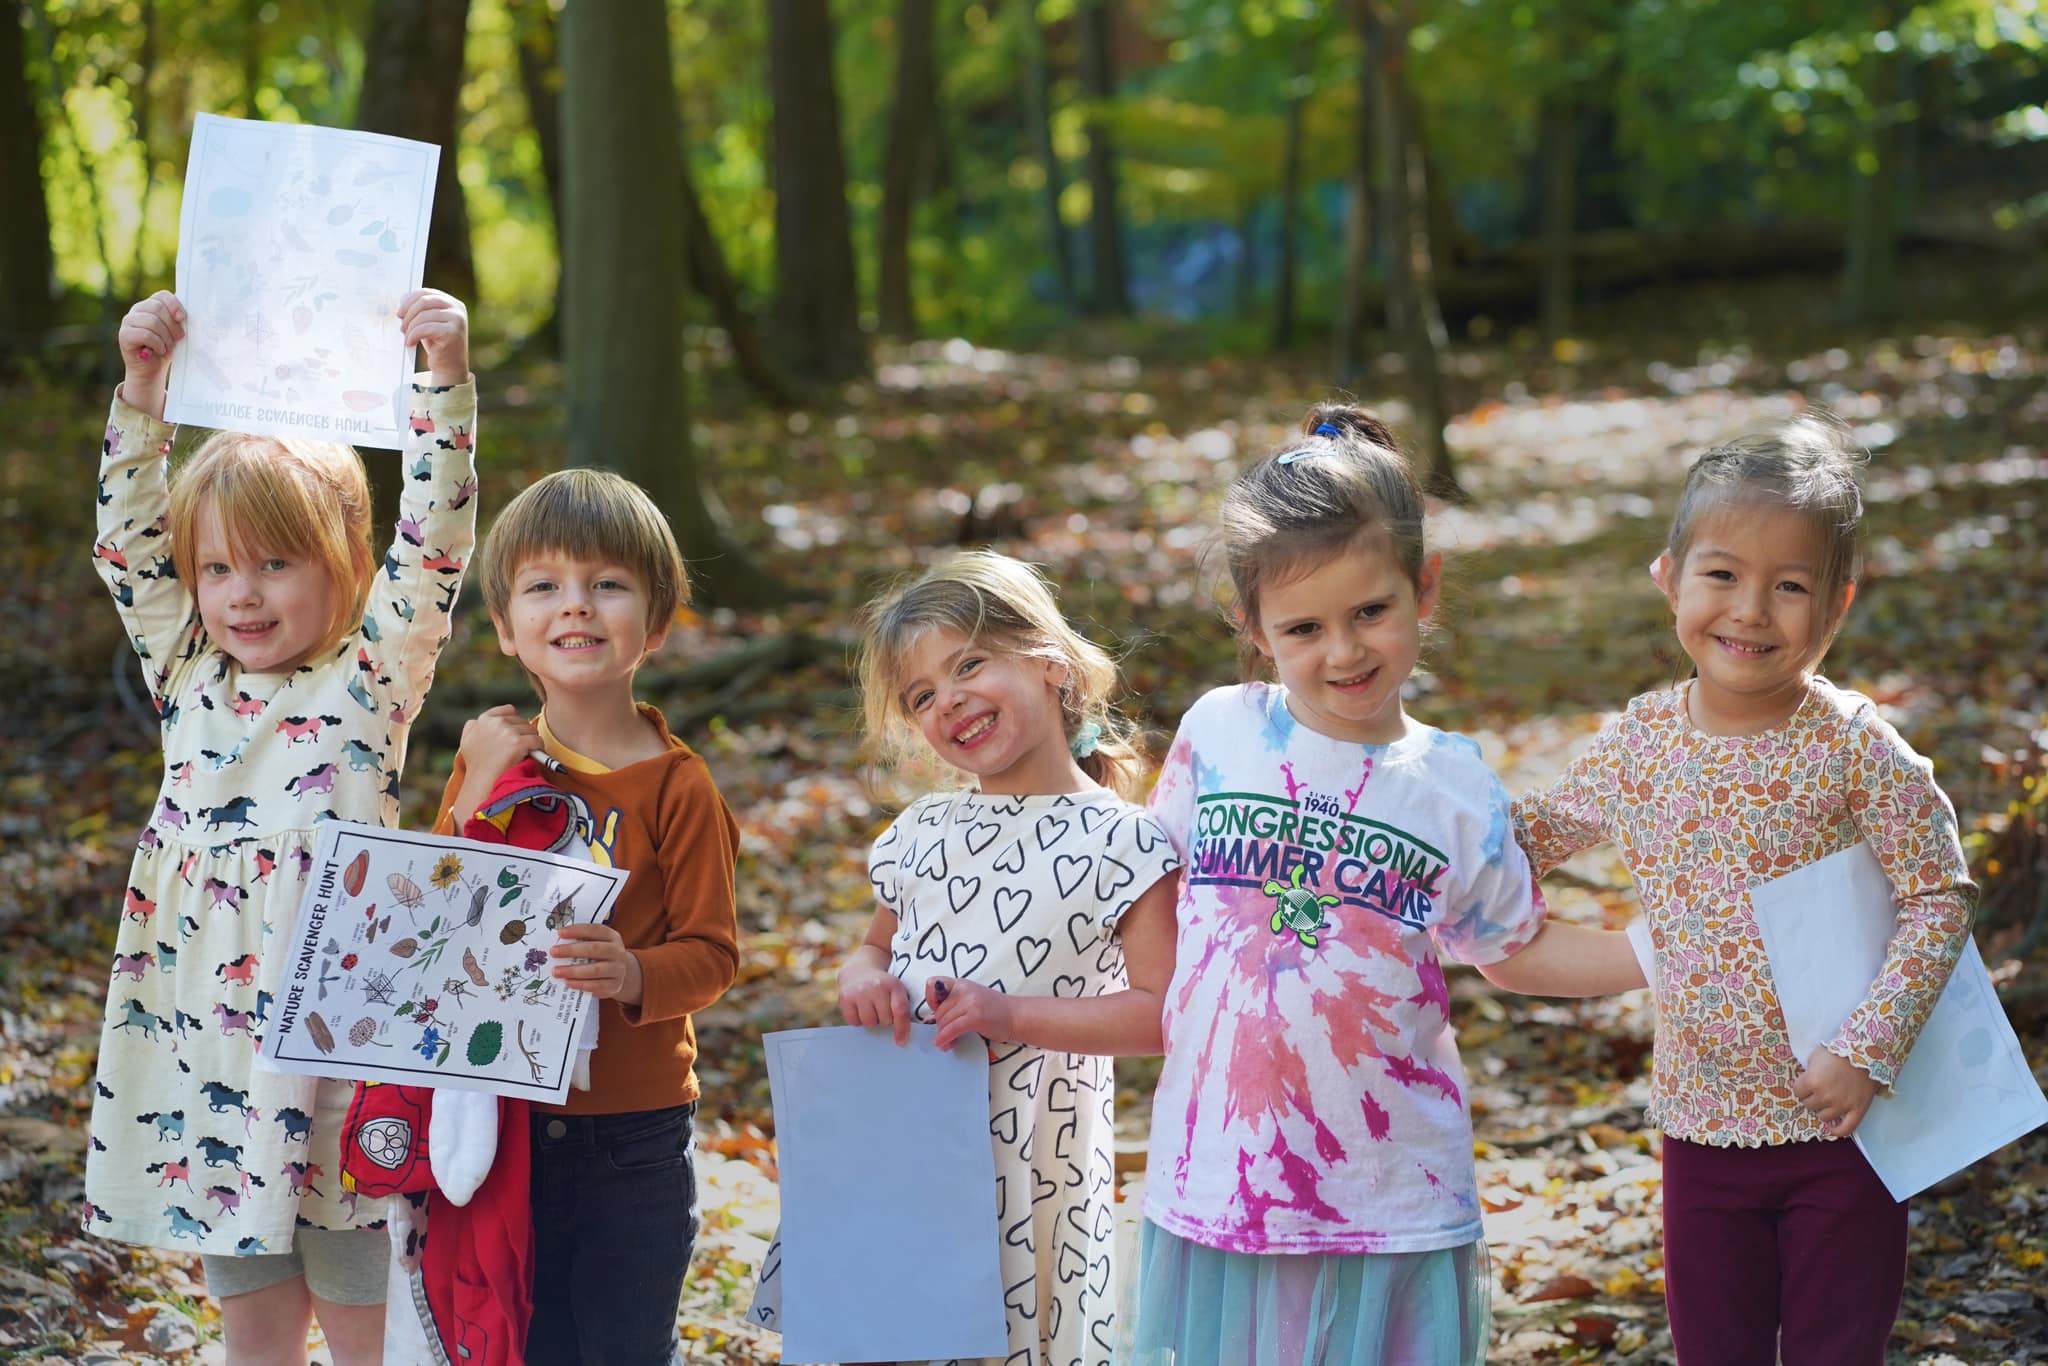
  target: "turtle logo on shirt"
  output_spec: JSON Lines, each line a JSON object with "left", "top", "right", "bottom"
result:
{"left": 1263, "top": 865, "right": 1339, "bottom": 948}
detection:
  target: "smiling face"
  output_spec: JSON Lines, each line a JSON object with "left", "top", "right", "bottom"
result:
{"left": 1661, "top": 503, "right": 1852, "bottom": 734}
{"left": 1249, "top": 534, "right": 1440, "bottom": 746}
{"left": 192, "top": 503, "right": 343, "bottom": 674}
{"left": 894, "top": 625, "right": 1080, "bottom": 795}
{"left": 491, "top": 552, "right": 669, "bottom": 705}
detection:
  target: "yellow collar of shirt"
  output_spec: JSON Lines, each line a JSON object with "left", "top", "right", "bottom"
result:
{"left": 536, "top": 713, "right": 614, "bottom": 775}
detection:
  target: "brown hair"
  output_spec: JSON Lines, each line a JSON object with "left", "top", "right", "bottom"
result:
{"left": 168, "top": 432, "right": 374, "bottom": 659}
{"left": 1667, "top": 413, "right": 1866, "bottom": 649}
{"left": 855, "top": 551, "right": 1144, "bottom": 799}
{"left": 478, "top": 468, "right": 689, "bottom": 634}
{"left": 477, "top": 469, "right": 689, "bottom": 699}
{"left": 1217, "top": 402, "right": 1428, "bottom": 671}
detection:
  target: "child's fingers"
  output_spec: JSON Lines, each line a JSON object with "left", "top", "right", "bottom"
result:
{"left": 890, "top": 987, "right": 912, "bottom": 1046}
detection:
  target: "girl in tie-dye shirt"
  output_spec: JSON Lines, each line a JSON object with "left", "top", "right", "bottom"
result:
{"left": 1513, "top": 416, "right": 1975, "bottom": 1366}
{"left": 1128, "top": 405, "right": 1642, "bottom": 1366}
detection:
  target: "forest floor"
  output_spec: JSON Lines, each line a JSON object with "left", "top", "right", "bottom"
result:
{"left": 2, "top": 261, "right": 2046, "bottom": 1363}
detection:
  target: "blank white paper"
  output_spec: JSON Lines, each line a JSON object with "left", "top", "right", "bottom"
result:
{"left": 764, "top": 1025, "right": 1008, "bottom": 1363}
{"left": 1750, "top": 843, "right": 2047, "bottom": 1200}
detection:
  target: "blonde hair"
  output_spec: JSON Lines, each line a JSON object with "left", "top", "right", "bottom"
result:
{"left": 1218, "top": 402, "right": 1428, "bottom": 674}
{"left": 168, "top": 432, "right": 374, "bottom": 659}
{"left": 1668, "top": 413, "right": 1866, "bottom": 651}
{"left": 478, "top": 468, "right": 689, "bottom": 635}
{"left": 855, "top": 551, "right": 1145, "bottom": 799}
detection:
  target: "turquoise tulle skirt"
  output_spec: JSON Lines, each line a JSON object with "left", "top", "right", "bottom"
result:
{"left": 1122, "top": 1220, "right": 1492, "bottom": 1366}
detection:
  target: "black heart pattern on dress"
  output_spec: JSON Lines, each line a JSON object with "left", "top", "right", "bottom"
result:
{"left": 1016, "top": 935, "right": 1051, "bottom": 977}
{"left": 1093, "top": 855, "right": 1134, "bottom": 900}
{"left": 1065, "top": 911, "right": 1097, "bottom": 955}
{"left": 994, "top": 840, "right": 1026, "bottom": 875}
{"left": 991, "top": 1107, "right": 1019, "bottom": 1144}
{"left": 1077, "top": 803, "right": 1110, "bottom": 834}
{"left": 917, "top": 922, "right": 948, "bottom": 962}
{"left": 965, "top": 820, "right": 1001, "bottom": 855}
{"left": 1053, "top": 974, "right": 1085, "bottom": 998}
{"left": 994, "top": 887, "right": 1032, "bottom": 932}
{"left": 946, "top": 874, "right": 982, "bottom": 913}
{"left": 950, "top": 941, "right": 988, "bottom": 980}
{"left": 915, "top": 838, "right": 948, "bottom": 880}
{"left": 1053, "top": 854, "right": 1091, "bottom": 898}
{"left": 1034, "top": 814, "right": 1070, "bottom": 850}
{"left": 1008, "top": 1051, "right": 1046, "bottom": 1097}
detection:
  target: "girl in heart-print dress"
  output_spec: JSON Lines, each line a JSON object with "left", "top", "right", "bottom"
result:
{"left": 750, "top": 551, "right": 1181, "bottom": 1365}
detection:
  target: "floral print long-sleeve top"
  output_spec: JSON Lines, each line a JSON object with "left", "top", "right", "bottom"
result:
{"left": 1512, "top": 676, "right": 1976, "bottom": 1147}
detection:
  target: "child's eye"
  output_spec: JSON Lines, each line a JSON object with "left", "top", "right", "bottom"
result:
{"left": 1704, "top": 569, "right": 1736, "bottom": 582}
{"left": 596, "top": 578, "right": 625, "bottom": 592}
{"left": 909, "top": 689, "right": 934, "bottom": 712}
{"left": 957, "top": 657, "right": 982, "bottom": 676}
{"left": 1777, "top": 580, "right": 1810, "bottom": 594}
{"left": 204, "top": 563, "right": 230, "bottom": 576}
{"left": 523, "top": 580, "right": 556, "bottom": 594}
{"left": 1286, "top": 622, "right": 1318, "bottom": 637}
{"left": 1357, "top": 604, "right": 1386, "bottom": 621}
{"left": 263, "top": 558, "right": 288, "bottom": 572}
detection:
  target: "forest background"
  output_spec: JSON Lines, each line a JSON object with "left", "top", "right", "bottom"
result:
{"left": 0, "top": 0, "right": 2045, "bottom": 1361}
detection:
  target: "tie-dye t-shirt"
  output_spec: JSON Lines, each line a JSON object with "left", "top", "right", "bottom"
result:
{"left": 1142, "top": 684, "right": 1546, "bottom": 1256}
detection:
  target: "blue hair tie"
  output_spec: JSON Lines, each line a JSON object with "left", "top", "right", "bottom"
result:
{"left": 1278, "top": 422, "right": 1344, "bottom": 464}
{"left": 1070, "top": 720, "right": 1103, "bottom": 758}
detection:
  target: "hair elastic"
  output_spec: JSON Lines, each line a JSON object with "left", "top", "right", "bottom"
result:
{"left": 1277, "top": 422, "right": 1345, "bottom": 465}
{"left": 1069, "top": 720, "right": 1102, "bottom": 758}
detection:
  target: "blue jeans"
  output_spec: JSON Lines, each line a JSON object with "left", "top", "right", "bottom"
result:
{"left": 527, "top": 1101, "right": 700, "bottom": 1365}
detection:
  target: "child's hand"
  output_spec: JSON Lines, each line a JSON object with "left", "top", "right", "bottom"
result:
{"left": 550, "top": 923, "right": 642, "bottom": 1005}
{"left": 118, "top": 292, "right": 185, "bottom": 419}
{"left": 1792, "top": 1048, "right": 1879, "bottom": 1137}
{"left": 838, "top": 966, "right": 913, "bottom": 1045}
{"left": 459, "top": 704, "right": 540, "bottom": 787}
{"left": 398, "top": 288, "right": 470, "bottom": 387}
{"left": 927, "top": 977, "right": 1014, "bottom": 1053}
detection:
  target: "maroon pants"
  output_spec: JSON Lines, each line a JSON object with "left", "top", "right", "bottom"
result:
{"left": 1662, "top": 1135, "right": 1907, "bottom": 1366}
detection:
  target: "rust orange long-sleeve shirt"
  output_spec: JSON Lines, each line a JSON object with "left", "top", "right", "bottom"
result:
{"left": 436, "top": 704, "right": 740, "bottom": 1115}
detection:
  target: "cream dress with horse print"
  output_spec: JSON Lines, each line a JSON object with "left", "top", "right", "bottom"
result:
{"left": 81, "top": 380, "right": 477, "bottom": 1256}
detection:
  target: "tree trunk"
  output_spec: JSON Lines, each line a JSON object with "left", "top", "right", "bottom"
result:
{"left": 878, "top": 0, "right": 937, "bottom": 339}
{"left": 1332, "top": 74, "right": 1373, "bottom": 380}
{"left": 1015, "top": 1, "right": 1074, "bottom": 308}
{"left": 128, "top": 0, "right": 157, "bottom": 302}
{"left": 242, "top": 0, "right": 263, "bottom": 116}
{"left": 562, "top": 0, "right": 783, "bottom": 607}
{"left": 0, "top": 0, "right": 55, "bottom": 360}
{"left": 766, "top": 0, "right": 867, "bottom": 384}
{"left": 510, "top": 0, "right": 563, "bottom": 340}
{"left": 1356, "top": 0, "right": 1462, "bottom": 502}
{"left": 1272, "top": 48, "right": 1307, "bottom": 351}
{"left": 1077, "top": 0, "right": 1131, "bottom": 316}
{"left": 1844, "top": 18, "right": 1903, "bottom": 323}
{"left": 679, "top": 159, "right": 802, "bottom": 408}
{"left": 1538, "top": 93, "right": 1576, "bottom": 340}
{"left": 356, "top": 0, "right": 476, "bottom": 306}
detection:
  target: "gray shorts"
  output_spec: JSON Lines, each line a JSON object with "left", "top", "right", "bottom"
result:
{"left": 201, "top": 1226, "right": 388, "bottom": 1305}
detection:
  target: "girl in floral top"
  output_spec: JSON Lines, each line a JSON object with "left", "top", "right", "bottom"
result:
{"left": 1513, "top": 415, "right": 1975, "bottom": 1366}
